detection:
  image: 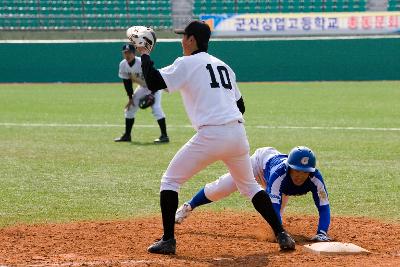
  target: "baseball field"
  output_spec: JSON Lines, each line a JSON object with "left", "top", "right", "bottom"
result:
{"left": 0, "top": 81, "right": 399, "bottom": 266}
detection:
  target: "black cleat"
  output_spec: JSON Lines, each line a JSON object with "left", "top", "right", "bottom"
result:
{"left": 114, "top": 134, "right": 131, "bottom": 142}
{"left": 147, "top": 237, "right": 176, "bottom": 255}
{"left": 154, "top": 135, "right": 169, "bottom": 144}
{"left": 276, "top": 231, "right": 296, "bottom": 251}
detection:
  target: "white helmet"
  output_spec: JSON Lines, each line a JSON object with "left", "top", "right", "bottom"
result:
{"left": 126, "top": 26, "right": 156, "bottom": 52}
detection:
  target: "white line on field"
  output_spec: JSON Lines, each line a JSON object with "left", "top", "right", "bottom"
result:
{"left": 0, "top": 122, "right": 165, "bottom": 128}
{"left": 255, "top": 125, "right": 400, "bottom": 131}
{"left": 1, "top": 122, "right": 399, "bottom": 131}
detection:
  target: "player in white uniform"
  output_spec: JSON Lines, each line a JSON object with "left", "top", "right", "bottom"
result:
{"left": 135, "top": 21, "right": 295, "bottom": 254}
{"left": 114, "top": 44, "right": 169, "bottom": 143}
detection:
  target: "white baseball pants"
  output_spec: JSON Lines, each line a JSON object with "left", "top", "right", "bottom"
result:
{"left": 160, "top": 121, "right": 263, "bottom": 200}
{"left": 125, "top": 86, "right": 165, "bottom": 120}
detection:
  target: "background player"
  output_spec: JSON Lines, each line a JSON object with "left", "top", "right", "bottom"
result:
{"left": 134, "top": 20, "right": 295, "bottom": 255}
{"left": 175, "top": 146, "right": 332, "bottom": 242}
{"left": 115, "top": 44, "right": 169, "bottom": 143}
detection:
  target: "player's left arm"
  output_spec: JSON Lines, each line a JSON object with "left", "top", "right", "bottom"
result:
{"left": 122, "top": 79, "right": 134, "bottom": 109}
{"left": 140, "top": 54, "right": 167, "bottom": 93}
{"left": 118, "top": 61, "right": 134, "bottom": 108}
{"left": 231, "top": 70, "right": 245, "bottom": 114}
{"left": 128, "top": 29, "right": 165, "bottom": 92}
{"left": 310, "top": 170, "right": 331, "bottom": 241}
{"left": 236, "top": 97, "right": 245, "bottom": 114}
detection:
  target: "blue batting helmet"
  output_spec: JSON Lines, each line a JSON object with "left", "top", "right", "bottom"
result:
{"left": 286, "top": 146, "right": 316, "bottom": 172}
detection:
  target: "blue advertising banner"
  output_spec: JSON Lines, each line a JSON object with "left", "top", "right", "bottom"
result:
{"left": 200, "top": 12, "right": 400, "bottom": 36}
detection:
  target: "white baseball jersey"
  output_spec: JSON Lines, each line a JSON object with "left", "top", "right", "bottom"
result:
{"left": 118, "top": 57, "right": 147, "bottom": 87}
{"left": 159, "top": 52, "right": 243, "bottom": 130}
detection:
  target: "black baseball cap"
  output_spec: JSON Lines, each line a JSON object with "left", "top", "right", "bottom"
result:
{"left": 122, "top": 43, "right": 135, "bottom": 53}
{"left": 174, "top": 20, "right": 211, "bottom": 50}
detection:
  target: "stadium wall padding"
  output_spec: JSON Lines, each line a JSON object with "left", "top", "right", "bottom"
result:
{"left": 1, "top": 38, "right": 399, "bottom": 82}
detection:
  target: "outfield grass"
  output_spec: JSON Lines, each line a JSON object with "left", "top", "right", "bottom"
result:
{"left": 0, "top": 82, "right": 399, "bottom": 227}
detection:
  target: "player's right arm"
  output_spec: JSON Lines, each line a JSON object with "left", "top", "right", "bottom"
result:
{"left": 122, "top": 79, "right": 133, "bottom": 100}
{"left": 265, "top": 167, "right": 286, "bottom": 223}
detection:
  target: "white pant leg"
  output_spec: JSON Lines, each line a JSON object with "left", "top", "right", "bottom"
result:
{"left": 151, "top": 90, "right": 165, "bottom": 120}
{"left": 204, "top": 173, "right": 238, "bottom": 202}
{"left": 125, "top": 86, "right": 147, "bottom": 119}
{"left": 204, "top": 149, "right": 262, "bottom": 201}
{"left": 222, "top": 151, "right": 263, "bottom": 200}
{"left": 125, "top": 103, "right": 139, "bottom": 119}
{"left": 209, "top": 123, "right": 262, "bottom": 199}
{"left": 219, "top": 123, "right": 263, "bottom": 199}
{"left": 160, "top": 131, "right": 219, "bottom": 192}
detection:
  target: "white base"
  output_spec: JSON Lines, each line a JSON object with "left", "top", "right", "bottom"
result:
{"left": 303, "top": 242, "right": 370, "bottom": 255}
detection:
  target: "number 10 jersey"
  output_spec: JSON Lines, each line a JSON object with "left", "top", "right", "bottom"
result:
{"left": 159, "top": 52, "right": 244, "bottom": 130}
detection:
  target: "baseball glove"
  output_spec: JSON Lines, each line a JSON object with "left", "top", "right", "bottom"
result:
{"left": 139, "top": 93, "right": 155, "bottom": 109}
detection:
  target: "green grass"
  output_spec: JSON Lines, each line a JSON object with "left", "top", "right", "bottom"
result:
{"left": 0, "top": 82, "right": 399, "bottom": 227}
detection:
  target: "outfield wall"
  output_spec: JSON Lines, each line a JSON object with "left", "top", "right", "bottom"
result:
{"left": 1, "top": 37, "right": 399, "bottom": 82}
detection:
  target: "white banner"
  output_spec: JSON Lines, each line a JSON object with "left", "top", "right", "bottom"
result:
{"left": 200, "top": 12, "right": 400, "bottom": 36}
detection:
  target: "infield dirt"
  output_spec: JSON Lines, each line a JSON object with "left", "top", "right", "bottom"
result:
{"left": 0, "top": 211, "right": 399, "bottom": 266}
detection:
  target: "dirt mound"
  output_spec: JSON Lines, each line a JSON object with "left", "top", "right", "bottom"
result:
{"left": 0, "top": 211, "right": 399, "bottom": 266}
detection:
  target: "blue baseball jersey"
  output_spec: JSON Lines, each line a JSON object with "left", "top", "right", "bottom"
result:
{"left": 264, "top": 154, "right": 330, "bottom": 234}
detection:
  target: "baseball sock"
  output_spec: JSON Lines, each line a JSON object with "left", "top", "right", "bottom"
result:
{"left": 251, "top": 190, "right": 284, "bottom": 236}
{"left": 160, "top": 190, "right": 178, "bottom": 241}
{"left": 188, "top": 187, "right": 212, "bottom": 209}
{"left": 125, "top": 118, "right": 135, "bottom": 136}
{"left": 157, "top": 118, "right": 168, "bottom": 137}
